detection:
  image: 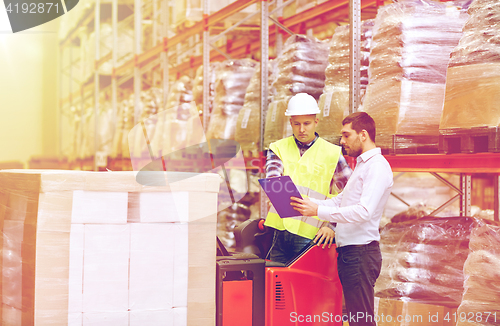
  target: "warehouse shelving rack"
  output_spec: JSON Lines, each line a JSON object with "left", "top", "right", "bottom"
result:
{"left": 56, "top": 0, "right": 500, "bottom": 221}
{"left": 58, "top": 0, "right": 382, "bottom": 173}
{"left": 385, "top": 153, "right": 500, "bottom": 221}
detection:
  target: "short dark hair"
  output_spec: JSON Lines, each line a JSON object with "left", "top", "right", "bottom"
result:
{"left": 342, "top": 112, "right": 376, "bottom": 142}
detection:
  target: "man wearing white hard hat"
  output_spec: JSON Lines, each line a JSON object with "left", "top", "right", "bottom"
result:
{"left": 264, "top": 93, "right": 352, "bottom": 265}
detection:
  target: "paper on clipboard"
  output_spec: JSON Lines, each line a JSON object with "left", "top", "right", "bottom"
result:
{"left": 259, "top": 176, "right": 303, "bottom": 218}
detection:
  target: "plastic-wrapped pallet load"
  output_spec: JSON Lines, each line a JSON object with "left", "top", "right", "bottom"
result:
{"left": 375, "top": 216, "right": 476, "bottom": 307}
{"left": 160, "top": 77, "right": 197, "bottom": 158}
{"left": 150, "top": 78, "right": 192, "bottom": 155}
{"left": 317, "top": 21, "right": 374, "bottom": 145}
{"left": 234, "top": 61, "right": 275, "bottom": 157}
{"left": 85, "top": 22, "right": 134, "bottom": 77}
{"left": 188, "top": 63, "right": 219, "bottom": 146}
{"left": 456, "top": 222, "right": 500, "bottom": 326}
{"left": 363, "top": 0, "right": 468, "bottom": 152}
{"left": 111, "top": 94, "right": 135, "bottom": 162}
{"left": 79, "top": 97, "right": 116, "bottom": 160}
{"left": 440, "top": 0, "right": 500, "bottom": 130}
{"left": 0, "top": 169, "right": 220, "bottom": 326}
{"left": 129, "top": 87, "right": 164, "bottom": 159}
{"left": 206, "top": 59, "right": 257, "bottom": 141}
{"left": 264, "top": 35, "right": 329, "bottom": 148}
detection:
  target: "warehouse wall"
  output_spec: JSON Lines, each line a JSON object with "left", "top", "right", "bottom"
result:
{"left": 0, "top": 18, "right": 59, "bottom": 166}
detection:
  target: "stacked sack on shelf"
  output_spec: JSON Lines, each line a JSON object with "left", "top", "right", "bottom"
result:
{"left": 317, "top": 21, "right": 374, "bottom": 145}
{"left": 111, "top": 93, "right": 135, "bottom": 161}
{"left": 148, "top": 77, "right": 196, "bottom": 160}
{"left": 375, "top": 216, "right": 475, "bottom": 307}
{"left": 113, "top": 88, "right": 164, "bottom": 163}
{"left": 457, "top": 222, "right": 500, "bottom": 326}
{"left": 206, "top": 59, "right": 257, "bottom": 141}
{"left": 189, "top": 63, "right": 219, "bottom": 145}
{"left": 234, "top": 61, "right": 276, "bottom": 157}
{"left": 264, "top": 35, "right": 329, "bottom": 148}
{"left": 83, "top": 21, "right": 134, "bottom": 82}
{"left": 363, "top": 0, "right": 468, "bottom": 151}
{"left": 68, "top": 96, "right": 116, "bottom": 162}
{"left": 440, "top": 0, "right": 500, "bottom": 130}
{"left": 129, "top": 87, "right": 164, "bottom": 160}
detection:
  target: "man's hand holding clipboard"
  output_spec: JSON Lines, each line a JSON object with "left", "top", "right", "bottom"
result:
{"left": 259, "top": 176, "right": 303, "bottom": 218}
{"left": 258, "top": 176, "right": 319, "bottom": 218}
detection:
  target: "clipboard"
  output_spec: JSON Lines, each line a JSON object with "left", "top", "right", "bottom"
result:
{"left": 258, "top": 176, "right": 303, "bottom": 218}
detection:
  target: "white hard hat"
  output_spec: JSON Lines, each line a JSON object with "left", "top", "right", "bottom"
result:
{"left": 285, "top": 93, "right": 321, "bottom": 116}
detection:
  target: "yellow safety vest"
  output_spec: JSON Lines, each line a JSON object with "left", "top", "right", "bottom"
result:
{"left": 265, "top": 136, "right": 341, "bottom": 239}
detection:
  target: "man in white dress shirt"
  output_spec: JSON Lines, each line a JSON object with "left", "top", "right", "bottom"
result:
{"left": 291, "top": 111, "right": 393, "bottom": 326}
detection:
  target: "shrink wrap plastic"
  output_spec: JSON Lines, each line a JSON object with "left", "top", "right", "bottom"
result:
{"left": 0, "top": 169, "right": 220, "bottom": 325}
{"left": 206, "top": 59, "right": 257, "bottom": 141}
{"left": 191, "top": 63, "right": 219, "bottom": 132}
{"left": 129, "top": 87, "right": 164, "bottom": 158}
{"left": 83, "top": 22, "right": 134, "bottom": 81}
{"left": 363, "top": 0, "right": 468, "bottom": 149}
{"left": 69, "top": 98, "right": 116, "bottom": 161}
{"left": 317, "top": 21, "right": 374, "bottom": 145}
{"left": 113, "top": 87, "right": 163, "bottom": 162}
{"left": 375, "top": 216, "right": 476, "bottom": 306}
{"left": 235, "top": 61, "right": 276, "bottom": 156}
{"left": 456, "top": 222, "right": 500, "bottom": 326}
{"left": 270, "top": 35, "right": 330, "bottom": 100}
{"left": 127, "top": 78, "right": 202, "bottom": 171}
{"left": 265, "top": 35, "right": 329, "bottom": 148}
{"left": 441, "top": 0, "right": 500, "bottom": 130}
{"left": 111, "top": 94, "right": 135, "bottom": 160}
{"left": 149, "top": 77, "right": 193, "bottom": 158}
{"left": 449, "top": 0, "right": 500, "bottom": 67}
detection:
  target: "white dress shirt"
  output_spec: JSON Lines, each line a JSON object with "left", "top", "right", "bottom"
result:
{"left": 310, "top": 148, "right": 393, "bottom": 248}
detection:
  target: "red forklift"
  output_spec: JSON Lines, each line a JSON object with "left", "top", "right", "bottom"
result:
{"left": 216, "top": 218, "right": 343, "bottom": 326}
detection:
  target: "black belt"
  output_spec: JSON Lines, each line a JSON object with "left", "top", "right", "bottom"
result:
{"left": 336, "top": 241, "right": 379, "bottom": 253}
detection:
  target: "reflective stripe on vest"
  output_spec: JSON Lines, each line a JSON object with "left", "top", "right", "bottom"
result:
{"left": 264, "top": 136, "right": 341, "bottom": 240}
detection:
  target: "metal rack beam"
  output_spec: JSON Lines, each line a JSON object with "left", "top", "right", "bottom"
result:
{"left": 259, "top": 0, "right": 270, "bottom": 225}
{"left": 495, "top": 175, "right": 500, "bottom": 221}
{"left": 461, "top": 174, "right": 472, "bottom": 217}
{"left": 93, "top": 0, "right": 101, "bottom": 172}
{"left": 349, "top": 0, "right": 361, "bottom": 113}
{"left": 386, "top": 153, "right": 500, "bottom": 173}
{"left": 115, "top": 0, "right": 257, "bottom": 76}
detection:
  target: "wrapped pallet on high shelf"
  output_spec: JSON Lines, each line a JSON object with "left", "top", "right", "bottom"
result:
{"left": 317, "top": 21, "right": 374, "bottom": 145}
{"left": 456, "top": 221, "right": 500, "bottom": 326}
{"left": 127, "top": 79, "right": 205, "bottom": 173}
{"left": 0, "top": 169, "right": 220, "bottom": 326}
{"left": 173, "top": 0, "right": 259, "bottom": 29}
{"left": 111, "top": 93, "right": 135, "bottom": 163}
{"left": 375, "top": 216, "right": 478, "bottom": 308}
{"left": 150, "top": 79, "right": 191, "bottom": 157}
{"left": 86, "top": 21, "right": 134, "bottom": 78}
{"left": 129, "top": 87, "right": 164, "bottom": 161}
{"left": 362, "top": 0, "right": 468, "bottom": 154}
{"left": 234, "top": 60, "right": 276, "bottom": 158}
{"left": 264, "top": 35, "right": 329, "bottom": 149}
{"left": 440, "top": 0, "right": 500, "bottom": 153}
{"left": 80, "top": 105, "right": 94, "bottom": 161}
{"left": 189, "top": 62, "right": 219, "bottom": 136}
{"left": 206, "top": 59, "right": 257, "bottom": 141}
{"left": 160, "top": 80, "right": 196, "bottom": 160}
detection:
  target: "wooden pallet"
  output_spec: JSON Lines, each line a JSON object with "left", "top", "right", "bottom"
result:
{"left": 439, "top": 126, "right": 500, "bottom": 154}
{"left": 381, "top": 134, "right": 440, "bottom": 155}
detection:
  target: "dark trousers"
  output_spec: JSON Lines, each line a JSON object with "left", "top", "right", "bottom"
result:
{"left": 336, "top": 241, "right": 382, "bottom": 326}
{"left": 268, "top": 229, "right": 311, "bottom": 265}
